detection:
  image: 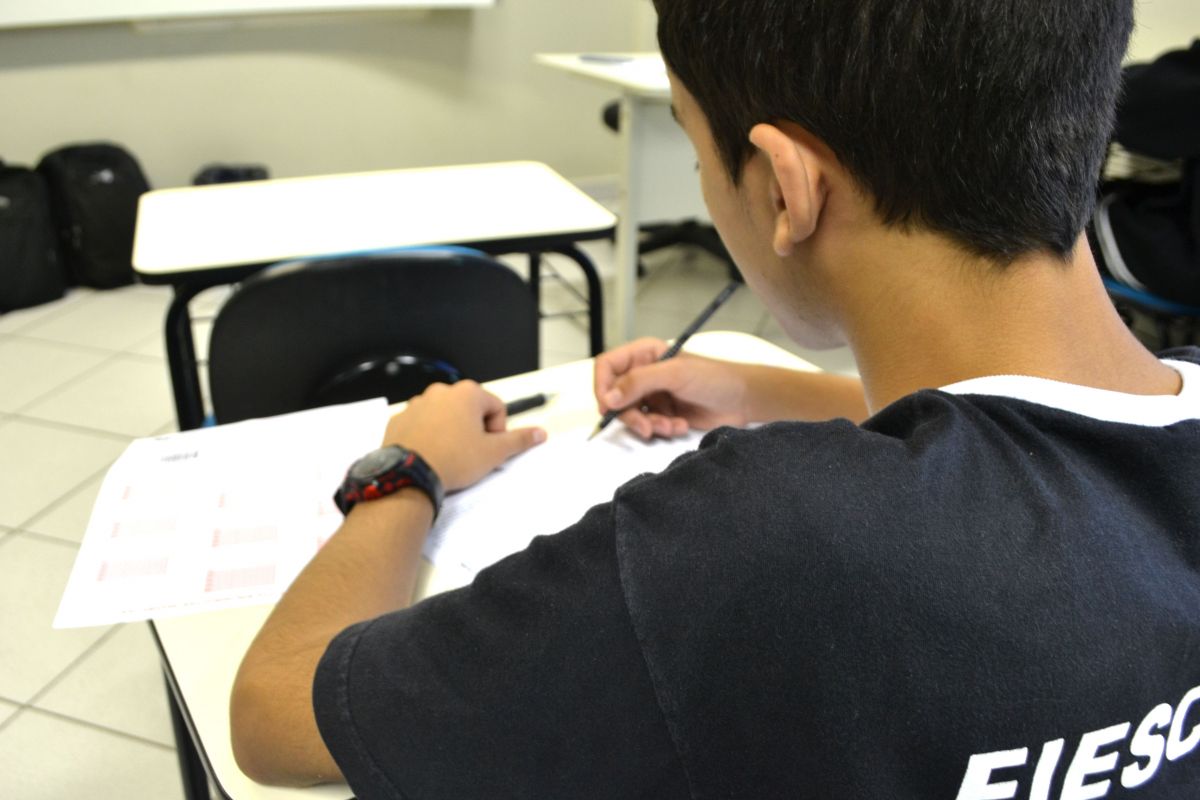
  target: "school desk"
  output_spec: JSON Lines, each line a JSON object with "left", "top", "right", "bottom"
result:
{"left": 132, "top": 161, "right": 617, "bottom": 431}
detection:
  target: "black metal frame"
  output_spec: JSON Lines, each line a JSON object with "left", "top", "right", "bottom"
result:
{"left": 141, "top": 233, "right": 610, "bottom": 433}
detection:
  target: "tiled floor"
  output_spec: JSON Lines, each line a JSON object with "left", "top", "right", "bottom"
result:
{"left": 0, "top": 241, "right": 855, "bottom": 798}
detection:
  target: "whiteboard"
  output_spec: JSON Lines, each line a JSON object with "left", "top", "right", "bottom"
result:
{"left": 0, "top": 0, "right": 493, "bottom": 30}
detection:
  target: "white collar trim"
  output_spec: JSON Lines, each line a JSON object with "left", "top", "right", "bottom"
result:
{"left": 939, "top": 359, "right": 1200, "bottom": 427}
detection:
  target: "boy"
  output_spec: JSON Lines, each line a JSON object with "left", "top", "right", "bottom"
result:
{"left": 231, "top": 1, "right": 1200, "bottom": 797}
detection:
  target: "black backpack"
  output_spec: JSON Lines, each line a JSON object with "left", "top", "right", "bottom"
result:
{"left": 37, "top": 143, "right": 150, "bottom": 289}
{"left": 192, "top": 163, "right": 270, "bottom": 185}
{"left": 0, "top": 161, "right": 66, "bottom": 313}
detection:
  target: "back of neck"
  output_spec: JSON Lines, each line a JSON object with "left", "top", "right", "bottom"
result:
{"left": 839, "top": 239, "right": 1181, "bottom": 413}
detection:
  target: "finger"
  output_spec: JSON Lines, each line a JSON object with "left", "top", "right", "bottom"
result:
{"left": 671, "top": 416, "right": 690, "bottom": 437}
{"left": 594, "top": 338, "right": 669, "bottom": 408}
{"left": 646, "top": 412, "right": 686, "bottom": 440}
{"left": 604, "top": 359, "right": 687, "bottom": 414}
{"left": 618, "top": 408, "right": 654, "bottom": 440}
{"left": 462, "top": 383, "right": 508, "bottom": 433}
{"left": 486, "top": 426, "right": 547, "bottom": 462}
{"left": 482, "top": 397, "right": 508, "bottom": 433}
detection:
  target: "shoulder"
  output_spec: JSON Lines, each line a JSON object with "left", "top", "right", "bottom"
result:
{"left": 608, "top": 386, "right": 1198, "bottom": 624}
{"left": 611, "top": 391, "right": 993, "bottom": 527}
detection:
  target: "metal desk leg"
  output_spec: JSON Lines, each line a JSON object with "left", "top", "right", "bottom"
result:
{"left": 552, "top": 245, "right": 605, "bottom": 356}
{"left": 165, "top": 673, "right": 212, "bottom": 800}
{"left": 163, "top": 284, "right": 209, "bottom": 431}
{"left": 528, "top": 252, "right": 543, "bottom": 304}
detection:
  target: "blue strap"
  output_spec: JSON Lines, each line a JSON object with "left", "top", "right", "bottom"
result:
{"left": 288, "top": 245, "right": 487, "bottom": 263}
{"left": 1103, "top": 277, "right": 1200, "bottom": 317}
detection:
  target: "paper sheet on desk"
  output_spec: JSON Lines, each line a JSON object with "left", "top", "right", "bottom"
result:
{"left": 53, "top": 399, "right": 389, "bottom": 629}
{"left": 606, "top": 55, "right": 669, "bottom": 85}
{"left": 424, "top": 427, "right": 704, "bottom": 576}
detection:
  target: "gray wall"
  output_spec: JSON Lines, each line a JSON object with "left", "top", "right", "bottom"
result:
{"left": 1129, "top": 0, "right": 1199, "bottom": 62}
{"left": 0, "top": 3, "right": 643, "bottom": 187}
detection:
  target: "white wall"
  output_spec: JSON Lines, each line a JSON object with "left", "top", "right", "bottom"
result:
{"left": 0, "top": 3, "right": 641, "bottom": 187}
{"left": 632, "top": 0, "right": 657, "bottom": 50}
{"left": 1129, "top": 0, "right": 1199, "bottom": 61}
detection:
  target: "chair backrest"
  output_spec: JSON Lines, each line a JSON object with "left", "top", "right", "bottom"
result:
{"left": 208, "top": 250, "right": 539, "bottom": 424}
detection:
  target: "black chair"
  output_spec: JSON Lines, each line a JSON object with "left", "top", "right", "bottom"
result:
{"left": 207, "top": 249, "right": 540, "bottom": 424}
{"left": 602, "top": 100, "right": 741, "bottom": 282}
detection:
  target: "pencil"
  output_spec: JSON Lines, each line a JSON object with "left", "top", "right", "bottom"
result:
{"left": 588, "top": 280, "right": 740, "bottom": 440}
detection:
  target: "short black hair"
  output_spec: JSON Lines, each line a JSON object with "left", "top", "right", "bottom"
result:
{"left": 654, "top": 0, "right": 1134, "bottom": 262}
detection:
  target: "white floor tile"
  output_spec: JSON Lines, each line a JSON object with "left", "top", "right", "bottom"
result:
{"left": 127, "top": 331, "right": 166, "bottom": 360}
{"left": 0, "top": 699, "right": 18, "bottom": 727}
{"left": 154, "top": 420, "right": 180, "bottom": 436}
{"left": 0, "top": 289, "right": 95, "bottom": 335}
{"left": 17, "top": 288, "right": 169, "bottom": 353}
{"left": 540, "top": 350, "right": 584, "bottom": 369}
{"left": 23, "top": 473, "right": 106, "bottom": 546}
{"left": 188, "top": 284, "right": 236, "bottom": 318}
{"left": 127, "top": 282, "right": 224, "bottom": 361}
{"left": 539, "top": 279, "right": 595, "bottom": 320}
{"left": 0, "top": 337, "right": 110, "bottom": 413}
{"left": 541, "top": 316, "right": 591, "bottom": 361}
{"left": 631, "top": 302, "right": 762, "bottom": 341}
{"left": 193, "top": 317, "right": 214, "bottom": 362}
{"left": 35, "top": 624, "right": 175, "bottom": 747}
{"left": 0, "top": 419, "right": 127, "bottom": 529}
{"left": 638, "top": 266, "right": 765, "bottom": 330}
{"left": 0, "top": 709, "right": 183, "bottom": 800}
{"left": 20, "top": 356, "right": 175, "bottom": 439}
{"left": 0, "top": 535, "right": 112, "bottom": 702}
{"left": 129, "top": 316, "right": 213, "bottom": 362}
{"left": 573, "top": 237, "right": 619, "bottom": 280}
{"left": 126, "top": 282, "right": 176, "bottom": 303}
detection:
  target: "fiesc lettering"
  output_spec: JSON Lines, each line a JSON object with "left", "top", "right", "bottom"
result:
{"left": 956, "top": 684, "right": 1200, "bottom": 800}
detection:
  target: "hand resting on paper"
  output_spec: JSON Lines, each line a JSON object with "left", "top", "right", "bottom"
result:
{"left": 593, "top": 337, "right": 871, "bottom": 440}
{"left": 382, "top": 380, "right": 546, "bottom": 492}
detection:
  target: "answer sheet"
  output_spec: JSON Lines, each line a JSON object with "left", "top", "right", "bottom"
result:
{"left": 54, "top": 399, "right": 704, "bottom": 628}
{"left": 424, "top": 427, "right": 703, "bottom": 575}
{"left": 54, "top": 399, "right": 389, "bottom": 629}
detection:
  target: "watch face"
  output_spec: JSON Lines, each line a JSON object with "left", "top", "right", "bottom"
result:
{"left": 349, "top": 447, "right": 403, "bottom": 480}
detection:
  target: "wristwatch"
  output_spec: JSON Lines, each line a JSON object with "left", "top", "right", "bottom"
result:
{"left": 333, "top": 445, "right": 444, "bottom": 518}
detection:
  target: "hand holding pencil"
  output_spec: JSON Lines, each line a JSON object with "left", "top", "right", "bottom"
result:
{"left": 591, "top": 282, "right": 752, "bottom": 441}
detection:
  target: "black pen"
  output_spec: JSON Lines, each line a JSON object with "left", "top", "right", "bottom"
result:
{"left": 588, "top": 281, "right": 740, "bottom": 440}
{"left": 505, "top": 392, "right": 555, "bottom": 417}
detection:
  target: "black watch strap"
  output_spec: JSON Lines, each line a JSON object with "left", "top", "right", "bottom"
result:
{"left": 334, "top": 445, "right": 444, "bottom": 519}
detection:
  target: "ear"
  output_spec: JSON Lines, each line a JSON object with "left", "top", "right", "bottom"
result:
{"left": 748, "top": 124, "right": 826, "bottom": 257}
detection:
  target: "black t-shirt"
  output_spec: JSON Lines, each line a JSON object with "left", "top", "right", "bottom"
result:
{"left": 314, "top": 356, "right": 1200, "bottom": 799}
